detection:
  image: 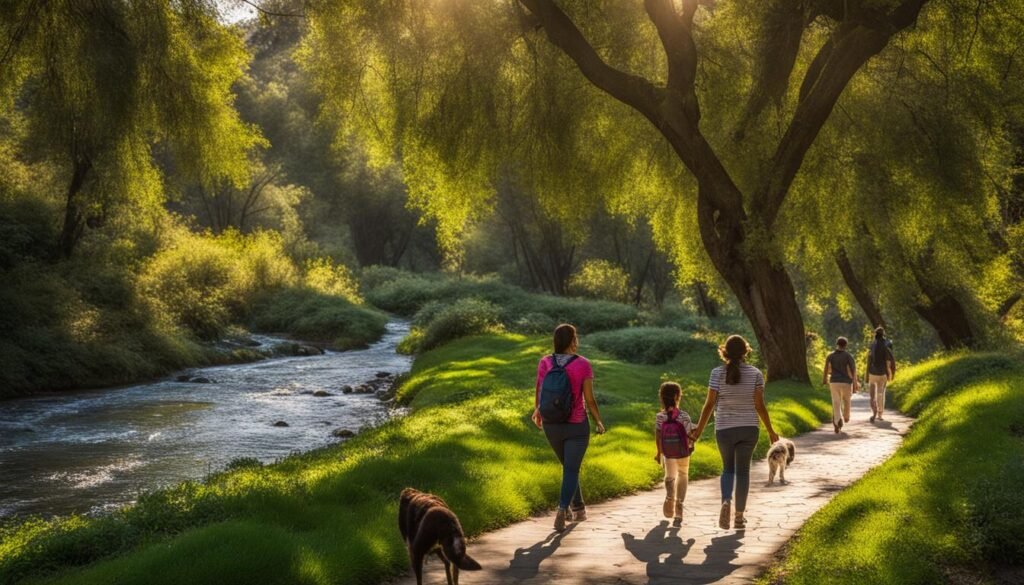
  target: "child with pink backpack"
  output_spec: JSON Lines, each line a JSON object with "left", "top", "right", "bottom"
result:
{"left": 654, "top": 381, "right": 695, "bottom": 526}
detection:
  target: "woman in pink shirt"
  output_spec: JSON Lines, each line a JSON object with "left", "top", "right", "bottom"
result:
{"left": 531, "top": 323, "right": 607, "bottom": 532}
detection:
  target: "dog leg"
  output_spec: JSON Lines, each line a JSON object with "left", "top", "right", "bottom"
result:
{"left": 412, "top": 550, "right": 425, "bottom": 585}
{"left": 767, "top": 460, "right": 776, "bottom": 486}
{"left": 438, "top": 551, "right": 454, "bottom": 585}
{"left": 779, "top": 464, "right": 787, "bottom": 485}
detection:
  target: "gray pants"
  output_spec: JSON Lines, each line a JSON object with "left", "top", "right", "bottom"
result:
{"left": 715, "top": 426, "right": 759, "bottom": 513}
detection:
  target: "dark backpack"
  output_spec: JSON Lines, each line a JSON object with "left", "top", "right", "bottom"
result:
{"left": 871, "top": 341, "right": 889, "bottom": 371}
{"left": 538, "top": 354, "right": 578, "bottom": 423}
{"left": 659, "top": 408, "right": 693, "bottom": 459}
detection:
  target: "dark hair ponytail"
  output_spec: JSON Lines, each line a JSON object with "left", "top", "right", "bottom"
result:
{"left": 553, "top": 323, "right": 577, "bottom": 354}
{"left": 875, "top": 326, "right": 885, "bottom": 340}
{"left": 719, "top": 335, "right": 751, "bottom": 385}
{"left": 659, "top": 381, "right": 682, "bottom": 411}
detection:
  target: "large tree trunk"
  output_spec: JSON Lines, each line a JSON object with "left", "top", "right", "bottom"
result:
{"left": 58, "top": 159, "right": 92, "bottom": 259}
{"left": 913, "top": 294, "right": 976, "bottom": 349}
{"left": 697, "top": 191, "right": 809, "bottom": 382}
{"left": 835, "top": 247, "right": 886, "bottom": 328}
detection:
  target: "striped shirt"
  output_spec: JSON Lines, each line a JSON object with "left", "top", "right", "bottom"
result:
{"left": 708, "top": 364, "right": 764, "bottom": 431}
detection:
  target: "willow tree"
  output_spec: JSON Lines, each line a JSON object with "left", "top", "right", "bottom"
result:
{"left": 780, "top": 0, "right": 1024, "bottom": 349}
{"left": 0, "top": 0, "right": 262, "bottom": 258}
{"left": 304, "top": 1, "right": 956, "bottom": 381}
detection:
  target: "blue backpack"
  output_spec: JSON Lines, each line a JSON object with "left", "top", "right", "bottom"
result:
{"left": 538, "top": 354, "right": 578, "bottom": 423}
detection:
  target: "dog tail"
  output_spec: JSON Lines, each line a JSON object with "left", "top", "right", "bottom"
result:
{"left": 445, "top": 536, "right": 482, "bottom": 571}
{"left": 457, "top": 553, "right": 482, "bottom": 571}
{"left": 786, "top": 442, "right": 795, "bottom": 465}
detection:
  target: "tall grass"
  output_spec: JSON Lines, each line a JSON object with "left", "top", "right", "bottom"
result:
{"left": 0, "top": 331, "right": 830, "bottom": 585}
{"left": 758, "top": 353, "right": 1024, "bottom": 585}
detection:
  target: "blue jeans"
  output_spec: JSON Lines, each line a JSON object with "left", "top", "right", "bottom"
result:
{"left": 716, "top": 426, "right": 759, "bottom": 512}
{"left": 543, "top": 419, "right": 590, "bottom": 509}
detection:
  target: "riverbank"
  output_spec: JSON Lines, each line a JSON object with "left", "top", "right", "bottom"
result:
{"left": 0, "top": 323, "right": 411, "bottom": 521}
{"left": 0, "top": 331, "right": 831, "bottom": 585}
{"left": 757, "top": 353, "right": 1024, "bottom": 585}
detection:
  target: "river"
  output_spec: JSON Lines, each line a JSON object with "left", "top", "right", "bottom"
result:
{"left": 0, "top": 320, "right": 412, "bottom": 519}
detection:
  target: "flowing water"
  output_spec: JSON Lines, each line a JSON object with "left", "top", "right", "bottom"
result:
{"left": 0, "top": 320, "right": 412, "bottom": 519}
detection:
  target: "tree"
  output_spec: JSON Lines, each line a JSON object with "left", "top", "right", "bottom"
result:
{"left": 303, "top": 0, "right": 967, "bottom": 381}
{"left": 0, "top": 1, "right": 262, "bottom": 258}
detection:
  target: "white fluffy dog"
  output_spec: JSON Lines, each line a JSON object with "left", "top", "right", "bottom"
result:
{"left": 766, "top": 438, "right": 796, "bottom": 485}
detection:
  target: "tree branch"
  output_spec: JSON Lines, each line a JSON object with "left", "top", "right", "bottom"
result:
{"left": 753, "top": 0, "right": 930, "bottom": 229}
{"left": 517, "top": 0, "right": 662, "bottom": 121}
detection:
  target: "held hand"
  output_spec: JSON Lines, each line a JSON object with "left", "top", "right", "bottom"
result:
{"left": 595, "top": 421, "right": 606, "bottom": 435}
{"left": 769, "top": 430, "right": 780, "bottom": 444}
{"left": 688, "top": 428, "right": 701, "bottom": 442}
{"left": 654, "top": 453, "right": 661, "bottom": 463}
{"left": 531, "top": 409, "right": 543, "bottom": 430}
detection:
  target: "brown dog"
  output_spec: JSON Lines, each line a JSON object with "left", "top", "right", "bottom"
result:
{"left": 399, "top": 488, "right": 481, "bottom": 585}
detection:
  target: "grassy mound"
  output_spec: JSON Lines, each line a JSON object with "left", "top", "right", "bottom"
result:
{"left": 248, "top": 289, "right": 388, "bottom": 350}
{"left": 587, "top": 327, "right": 707, "bottom": 364}
{"left": 758, "top": 353, "right": 1024, "bottom": 585}
{"left": 0, "top": 332, "right": 829, "bottom": 585}
{"left": 363, "top": 272, "right": 639, "bottom": 333}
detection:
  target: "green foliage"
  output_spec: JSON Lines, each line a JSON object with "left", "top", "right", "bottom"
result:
{"left": 249, "top": 288, "right": 387, "bottom": 350}
{"left": 588, "top": 327, "right": 712, "bottom": 365}
{"left": 365, "top": 271, "right": 638, "bottom": 335}
{"left": 759, "top": 353, "right": 1024, "bottom": 585}
{"left": 138, "top": 229, "right": 297, "bottom": 340}
{"left": 569, "top": 259, "right": 632, "bottom": 303}
{"left": 417, "top": 298, "right": 502, "bottom": 352}
{"left": 0, "top": 328, "right": 829, "bottom": 585}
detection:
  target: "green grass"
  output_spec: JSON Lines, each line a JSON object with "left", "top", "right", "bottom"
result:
{"left": 0, "top": 332, "right": 830, "bottom": 585}
{"left": 758, "top": 353, "right": 1024, "bottom": 585}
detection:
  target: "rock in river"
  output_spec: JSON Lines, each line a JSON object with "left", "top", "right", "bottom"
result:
{"left": 313, "top": 390, "right": 332, "bottom": 397}
{"left": 332, "top": 428, "right": 356, "bottom": 438}
{"left": 341, "top": 385, "right": 354, "bottom": 394}
{"left": 273, "top": 420, "right": 290, "bottom": 427}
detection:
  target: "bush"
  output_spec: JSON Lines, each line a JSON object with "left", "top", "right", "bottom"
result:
{"left": 569, "top": 259, "right": 631, "bottom": 303}
{"left": 304, "top": 257, "right": 362, "bottom": 303}
{"left": 249, "top": 288, "right": 387, "bottom": 350}
{"left": 419, "top": 298, "right": 502, "bottom": 351}
{"left": 364, "top": 271, "right": 639, "bottom": 334}
{"left": 587, "top": 327, "right": 707, "bottom": 364}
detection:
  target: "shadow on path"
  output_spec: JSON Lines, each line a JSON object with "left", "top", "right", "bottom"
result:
{"left": 623, "top": 522, "right": 745, "bottom": 585}
{"left": 501, "top": 524, "right": 576, "bottom": 581}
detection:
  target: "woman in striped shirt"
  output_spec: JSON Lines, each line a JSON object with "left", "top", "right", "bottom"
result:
{"left": 690, "top": 335, "right": 779, "bottom": 530}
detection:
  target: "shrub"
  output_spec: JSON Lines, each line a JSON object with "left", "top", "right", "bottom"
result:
{"left": 365, "top": 275, "right": 446, "bottom": 316}
{"left": 569, "top": 259, "right": 631, "bottom": 303}
{"left": 304, "top": 257, "right": 362, "bottom": 303}
{"left": 249, "top": 288, "right": 388, "bottom": 350}
{"left": 587, "top": 327, "right": 706, "bottom": 364}
{"left": 358, "top": 264, "right": 414, "bottom": 292}
{"left": 419, "top": 298, "right": 502, "bottom": 351}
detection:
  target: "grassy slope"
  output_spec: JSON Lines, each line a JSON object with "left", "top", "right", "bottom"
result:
{"left": 1, "top": 333, "right": 829, "bottom": 585}
{"left": 759, "top": 353, "right": 1024, "bottom": 585}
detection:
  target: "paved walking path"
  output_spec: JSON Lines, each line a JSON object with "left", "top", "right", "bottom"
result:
{"left": 400, "top": 393, "right": 913, "bottom": 585}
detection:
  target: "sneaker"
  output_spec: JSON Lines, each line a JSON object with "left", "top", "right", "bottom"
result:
{"left": 877, "top": 414, "right": 884, "bottom": 421}
{"left": 734, "top": 513, "right": 746, "bottom": 529}
{"left": 554, "top": 507, "right": 568, "bottom": 532}
{"left": 837, "top": 419, "right": 844, "bottom": 432}
{"left": 719, "top": 500, "right": 731, "bottom": 529}
{"left": 673, "top": 501, "right": 683, "bottom": 527}
{"left": 571, "top": 505, "right": 587, "bottom": 522}
{"left": 834, "top": 421, "right": 840, "bottom": 434}
{"left": 869, "top": 414, "right": 876, "bottom": 423}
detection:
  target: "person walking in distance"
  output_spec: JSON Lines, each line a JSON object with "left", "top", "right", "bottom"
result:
{"left": 822, "top": 337, "right": 858, "bottom": 434}
{"left": 865, "top": 327, "right": 896, "bottom": 423}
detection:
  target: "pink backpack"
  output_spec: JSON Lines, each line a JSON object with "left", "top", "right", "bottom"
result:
{"left": 659, "top": 408, "right": 693, "bottom": 459}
